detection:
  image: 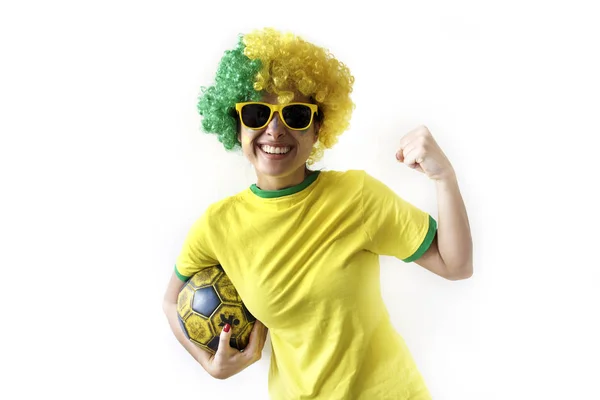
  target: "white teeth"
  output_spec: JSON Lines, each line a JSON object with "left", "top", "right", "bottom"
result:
{"left": 260, "top": 145, "right": 291, "bottom": 154}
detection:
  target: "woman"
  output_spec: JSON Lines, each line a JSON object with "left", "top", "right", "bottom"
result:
{"left": 163, "top": 27, "right": 473, "bottom": 399}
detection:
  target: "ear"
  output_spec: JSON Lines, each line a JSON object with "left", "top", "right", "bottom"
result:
{"left": 313, "top": 121, "right": 320, "bottom": 144}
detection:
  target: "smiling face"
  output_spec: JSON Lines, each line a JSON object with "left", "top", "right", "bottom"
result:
{"left": 238, "top": 93, "right": 319, "bottom": 190}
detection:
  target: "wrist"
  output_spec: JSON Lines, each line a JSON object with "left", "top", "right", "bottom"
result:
{"left": 434, "top": 170, "right": 458, "bottom": 187}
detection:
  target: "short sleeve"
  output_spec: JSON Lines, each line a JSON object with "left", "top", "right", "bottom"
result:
{"left": 174, "top": 210, "right": 219, "bottom": 281}
{"left": 361, "top": 171, "right": 437, "bottom": 262}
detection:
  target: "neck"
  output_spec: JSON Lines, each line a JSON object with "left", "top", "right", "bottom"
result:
{"left": 256, "top": 166, "right": 309, "bottom": 191}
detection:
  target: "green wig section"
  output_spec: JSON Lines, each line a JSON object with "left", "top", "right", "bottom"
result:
{"left": 196, "top": 36, "right": 262, "bottom": 150}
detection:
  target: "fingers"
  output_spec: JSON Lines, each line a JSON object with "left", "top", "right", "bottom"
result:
{"left": 399, "top": 125, "right": 432, "bottom": 153}
{"left": 399, "top": 132, "right": 413, "bottom": 151}
{"left": 244, "top": 322, "right": 261, "bottom": 353}
{"left": 402, "top": 146, "right": 425, "bottom": 167}
{"left": 396, "top": 149, "right": 404, "bottom": 162}
{"left": 398, "top": 131, "right": 419, "bottom": 163}
{"left": 398, "top": 125, "right": 434, "bottom": 169}
{"left": 255, "top": 321, "right": 268, "bottom": 348}
{"left": 204, "top": 322, "right": 266, "bottom": 379}
{"left": 399, "top": 125, "right": 428, "bottom": 149}
{"left": 216, "top": 323, "right": 234, "bottom": 356}
{"left": 243, "top": 321, "right": 267, "bottom": 358}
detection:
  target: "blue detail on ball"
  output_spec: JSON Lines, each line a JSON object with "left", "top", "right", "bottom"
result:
{"left": 242, "top": 303, "right": 257, "bottom": 323}
{"left": 207, "top": 336, "right": 220, "bottom": 352}
{"left": 178, "top": 316, "right": 190, "bottom": 340}
{"left": 207, "top": 335, "right": 240, "bottom": 352}
{"left": 192, "top": 286, "right": 221, "bottom": 317}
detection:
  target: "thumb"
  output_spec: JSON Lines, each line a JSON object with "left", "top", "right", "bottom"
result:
{"left": 217, "top": 323, "right": 233, "bottom": 353}
{"left": 396, "top": 149, "right": 404, "bottom": 162}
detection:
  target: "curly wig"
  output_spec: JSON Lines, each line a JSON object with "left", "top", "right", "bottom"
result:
{"left": 197, "top": 28, "right": 355, "bottom": 164}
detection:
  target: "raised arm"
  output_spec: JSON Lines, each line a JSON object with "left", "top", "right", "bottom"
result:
{"left": 397, "top": 125, "right": 473, "bottom": 280}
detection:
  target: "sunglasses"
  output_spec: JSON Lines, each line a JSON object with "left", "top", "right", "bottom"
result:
{"left": 235, "top": 102, "right": 319, "bottom": 131}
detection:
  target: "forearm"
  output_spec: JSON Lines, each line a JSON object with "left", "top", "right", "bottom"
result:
{"left": 435, "top": 173, "right": 473, "bottom": 278}
{"left": 162, "top": 301, "right": 211, "bottom": 368}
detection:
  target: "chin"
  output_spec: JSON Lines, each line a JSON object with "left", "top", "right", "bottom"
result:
{"left": 256, "top": 163, "right": 293, "bottom": 178}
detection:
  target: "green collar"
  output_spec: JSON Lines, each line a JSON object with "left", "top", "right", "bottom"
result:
{"left": 250, "top": 171, "right": 321, "bottom": 198}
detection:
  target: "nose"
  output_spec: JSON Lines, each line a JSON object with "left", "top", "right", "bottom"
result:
{"left": 265, "top": 112, "right": 285, "bottom": 139}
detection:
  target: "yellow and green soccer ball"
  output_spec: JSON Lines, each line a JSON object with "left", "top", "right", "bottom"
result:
{"left": 177, "top": 265, "right": 256, "bottom": 354}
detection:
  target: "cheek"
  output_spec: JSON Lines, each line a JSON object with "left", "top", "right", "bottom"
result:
{"left": 240, "top": 130, "right": 257, "bottom": 151}
{"left": 298, "top": 128, "right": 317, "bottom": 142}
{"left": 298, "top": 135, "right": 317, "bottom": 153}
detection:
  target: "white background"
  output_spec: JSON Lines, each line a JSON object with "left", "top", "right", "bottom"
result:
{"left": 1, "top": 0, "right": 599, "bottom": 399}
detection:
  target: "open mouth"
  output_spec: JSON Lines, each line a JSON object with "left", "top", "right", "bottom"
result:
{"left": 258, "top": 144, "right": 293, "bottom": 158}
{"left": 260, "top": 144, "right": 291, "bottom": 155}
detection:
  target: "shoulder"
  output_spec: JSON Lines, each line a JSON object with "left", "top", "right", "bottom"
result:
{"left": 311, "top": 169, "right": 368, "bottom": 206}
{"left": 316, "top": 169, "right": 367, "bottom": 186}
{"left": 193, "top": 193, "right": 244, "bottom": 230}
{"left": 318, "top": 169, "right": 390, "bottom": 195}
{"left": 205, "top": 193, "right": 243, "bottom": 215}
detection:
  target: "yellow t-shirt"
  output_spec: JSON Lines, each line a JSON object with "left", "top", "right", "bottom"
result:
{"left": 175, "top": 170, "right": 437, "bottom": 400}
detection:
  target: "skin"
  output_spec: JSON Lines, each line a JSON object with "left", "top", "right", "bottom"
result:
{"left": 396, "top": 125, "right": 473, "bottom": 280}
{"left": 237, "top": 93, "right": 320, "bottom": 191}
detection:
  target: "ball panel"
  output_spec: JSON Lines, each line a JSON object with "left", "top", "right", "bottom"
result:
{"left": 214, "top": 273, "right": 242, "bottom": 303}
{"left": 242, "top": 302, "right": 257, "bottom": 323}
{"left": 184, "top": 313, "right": 216, "bottom": 346}
{"left": 178, "top": 315, "right": 190, "bottom": 340}
{"left": 191, "top": 286, "right": 221, "bottom": 317}
{"left": 209, "top": 304, "right": 255, "bottom": 350}
{"left": 176, "top": 285, "right": 194, "bottom": 320}
{"left": 188, "top": 265, "right": 223, "bottom": 289}
{"left": 207, "top": 336, "right": 220, "bottom": 353}
{"left": 211, "top": 304, "right": 245, "bottom": 334}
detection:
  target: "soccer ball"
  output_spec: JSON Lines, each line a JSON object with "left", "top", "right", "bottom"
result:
{"left": 177, "top": 265, "right": 256, "bottom": 354}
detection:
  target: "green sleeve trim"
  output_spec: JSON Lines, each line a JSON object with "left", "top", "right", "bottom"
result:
{"left": 403, "top": 215, "right": 438, "bottom": 263}
{"left": 174, "top": 265, "right": 190, "bottom": 282}
{"left": 250, "top": 170, "right": 320, "bottom": 198}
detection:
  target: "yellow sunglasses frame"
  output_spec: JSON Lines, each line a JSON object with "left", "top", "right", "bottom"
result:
{"left": 235, "top": 102, "right": 319, "bottom": 131}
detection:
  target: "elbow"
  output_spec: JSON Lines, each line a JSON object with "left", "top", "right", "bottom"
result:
{"left": 445, "top": 262, "right": 473, "bottom": 281}
{"left": 209, "top": 368, "right": 232, "bottom": 380}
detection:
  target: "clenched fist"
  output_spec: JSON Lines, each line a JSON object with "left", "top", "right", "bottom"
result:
{"left": 396, "top": 125, "right": 455, "bottom": 181}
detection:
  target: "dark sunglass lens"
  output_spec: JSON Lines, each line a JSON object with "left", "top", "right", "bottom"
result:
{"left": 241, "top": 104, "right": 271, "bottom": 128}
{"left": 282, "top": 105, "right": 312, "bottom": 129}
